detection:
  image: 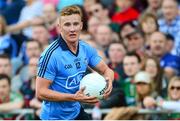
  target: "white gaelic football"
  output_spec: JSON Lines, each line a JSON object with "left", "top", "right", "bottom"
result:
{"left": 80, "top": 73, "right": 107, "bottom": 99}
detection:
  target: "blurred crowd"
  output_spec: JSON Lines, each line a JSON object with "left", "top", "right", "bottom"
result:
{"left": 0, "top": 0, "right": 180, "bottom": 120}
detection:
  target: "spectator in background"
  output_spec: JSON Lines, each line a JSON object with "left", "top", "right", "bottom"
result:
{"left": 21, "top": 39, "right": 42, "bottom": 65}
{"left": 173, "top": 31, "right": 180, "bottom": 56}
{"left": 11, "top": 54, "right": 40, "bottom": 92}
{"left": 144, "top": 76, "right": 180, "bottom": 119}
{"left": 138, "top": 13, "right": 159, "bottom": 48}
{"left": 0, "top": 0, "right": 25, "bottom": 25}
{"left": 143, "top": 0, "right": 162, "bottom": 18}
{"left": 108, "top": 41, "right": 127, "bottom": 87}
{"left": 159, "top": 0, "right": 179, "bottom": 37}
{"left": 0, "top": 54, "right": 13, "bottom": 78}
{"left": 165, "top": 34, "right": 175, "bottom": 53}
{"left": 20, "top": 57, "right": 38, "bottom": 106}
{"left": 87, "top": 2, "right": 111, "bottom": 24}
{"left": 42, "top": 3, "right": 58, "bottom": 40}
{"left": 83, "top": 0, "right": 97, "bottom": 15}
{"left": 42, "top": 0, "right": 59, "bottom": 7}
{"left": 32, "top": 25, "right": 51, "bottom": 50}
{"left": 164, "top": 33, "right": 180, "bottom": 77}
{"left": 123, "top": 29, "right": 145, "bottom": 54}
{"left": 87, "top": 16, "right": 101, "bottom": 40}
{"left": 134, "top": 71, "right": 158, "bottom": 108}
{"left": 104, "top": 71, "right": 155, "bottom": 120}
{"left": 12, "top": 56, "right": 43, "bottom": 118}
{"left": 111, "top": 0, "right": 139, "bottom": 24}
{"left": 122, "top": 52, "right": 142, "bottom": 106}
{"left": 142, "top": 56, "right": 165, "bottom": 97}
{"left": 0, "top": 74, "right": 24, "bottom": 119}
{"left": 149, "top": 31, "right": 167, "bottom": 59}
{"left": 149, "top": 31, "right": 180, "bottom": 78}
{"left": 158, "top": 0, "right": 180, "bottom": 56}
{"left": 119, "top": 21, "right": 136, "bottom": 42}
{"left": 94, "top": 24, "right": 113, "bottom": 57}
{"left": 0, "top": 16, "right": 18, "bottom": 58}
{"left": 19, "top": 57, "right": 41, "bottom": 118}
{"left": 100, "top": 0, "right": 115, "bottom": 9}
{"left": 11, "top": 40, "right": 42, "bottom": 78}
{"left": 18, "top": 0, "right": 43, "bottom": 38}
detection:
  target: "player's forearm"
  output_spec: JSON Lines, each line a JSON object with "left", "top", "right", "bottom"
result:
{"left": 36, "top": 88, "right": 76, "bottom": 102}
{"left": 103, "top": 68, "right": 114, "bottom": 82}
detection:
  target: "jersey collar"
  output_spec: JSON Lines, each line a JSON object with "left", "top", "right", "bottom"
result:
{"left": 59, "top": 35, "right": 79, "bottom": 57}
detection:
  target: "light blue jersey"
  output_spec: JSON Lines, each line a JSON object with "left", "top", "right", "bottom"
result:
{"left": 37, "top": 36, "right": 102, "bottom": 120}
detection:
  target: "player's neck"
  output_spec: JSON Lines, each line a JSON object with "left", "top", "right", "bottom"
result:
{"left": 66, "top": 42, "right": 78, "bottom": 54}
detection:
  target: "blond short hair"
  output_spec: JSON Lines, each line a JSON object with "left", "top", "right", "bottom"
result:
{"left": 60, "top": 5, "right": 82, "bottom": 20}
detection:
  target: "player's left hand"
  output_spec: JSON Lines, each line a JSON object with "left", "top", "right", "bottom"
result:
{"left": 103, "top": 77, "right": 113, "bottom": 99}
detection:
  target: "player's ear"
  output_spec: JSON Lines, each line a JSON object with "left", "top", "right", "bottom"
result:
{"left": 80, "top": 21, "right": 83, "bottom": 30}
{"left": 57, "top": 18, "right": 62, "bottom": 33}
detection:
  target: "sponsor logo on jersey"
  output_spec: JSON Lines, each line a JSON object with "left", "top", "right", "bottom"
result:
{"left": 66, "top": 71, "right": 85, "bottom": 89}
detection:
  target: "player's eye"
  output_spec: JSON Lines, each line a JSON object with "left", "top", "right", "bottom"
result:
{"left": 64, "top": 23, "right": 71, "bottom": 26}
{"left": 73, "top": 22, "right": 79, "bottom": 26}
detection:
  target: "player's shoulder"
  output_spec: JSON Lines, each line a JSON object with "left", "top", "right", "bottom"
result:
{"left": 41, "top": 39, "right": 59, "bottom": 57}
{"left": 79, "top": 40, "right": 93, "bottom": 49}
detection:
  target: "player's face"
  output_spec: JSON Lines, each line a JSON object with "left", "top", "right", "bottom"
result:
{"left": 58, "top": 14, "right": 83, "bottom": 43}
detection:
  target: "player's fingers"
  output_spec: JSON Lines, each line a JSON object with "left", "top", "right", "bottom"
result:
{"left": 79, "top": 86, "right": 86, "bottom": 92}
{"left": 83, "top": 96, "right": 97, "bottom": 100}
{"left": 86, "top": 101, "right": 99, "bottom": 104}
{"left": 104, "top": 82, "right": 112, "bottom": 94}
{"left": 84, "top": 99, "right": 99, "bottom": 104}
{"left": 103, "top": 85, "right": 112, "bottom": 99}
{"left": 104, "top": 77, "right": 112, "bottom": 92}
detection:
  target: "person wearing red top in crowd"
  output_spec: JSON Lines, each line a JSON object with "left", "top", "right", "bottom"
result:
{"left": 108, "top": 41, "right": 127, "bottom": 87}
{"left": 111, "top": 0, "right": 140, "bottom": 24}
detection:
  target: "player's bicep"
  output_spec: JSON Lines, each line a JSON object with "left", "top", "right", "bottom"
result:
{"left": 36, "top": 77, "right": 52, "bottom": 97}
{"left": 36, "top": 77, "right": 52, "bottom": 90}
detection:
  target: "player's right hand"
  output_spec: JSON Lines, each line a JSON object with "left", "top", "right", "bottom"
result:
{"left": 74, "top": 87, "right": 99, "bottom": 104}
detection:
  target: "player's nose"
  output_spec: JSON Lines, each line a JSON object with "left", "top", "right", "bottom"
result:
{"left": 70, "top": 25, "right": 75, "bottom": 32}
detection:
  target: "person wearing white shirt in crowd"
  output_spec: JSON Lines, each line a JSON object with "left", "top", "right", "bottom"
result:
{"left": 144, "top": 76, "right": 180, "bottom": 112}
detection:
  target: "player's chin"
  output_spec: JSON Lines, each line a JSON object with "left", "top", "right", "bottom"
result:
{"left": 69, "top": 36, "right": 78, "bottom": 42}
